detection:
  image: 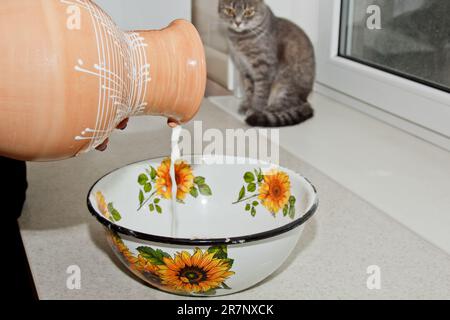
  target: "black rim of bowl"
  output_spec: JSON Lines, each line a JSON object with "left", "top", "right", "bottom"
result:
{"left": 87, "top": 158, "right": 319, "bottom": 246}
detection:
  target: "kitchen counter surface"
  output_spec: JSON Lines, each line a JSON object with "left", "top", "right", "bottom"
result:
{"left": 19, "top": 100, "right": 450, "bottom": 299}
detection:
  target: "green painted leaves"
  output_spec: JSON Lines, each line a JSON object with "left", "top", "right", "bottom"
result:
{"left": 139, "top": 190, "right": 145, "bottom": 205}
{"left": 138, "top": 174, "right": 148, "bottom": 185}
{"left": 198, "top": 184, "right": 212, "bottom": 196}
{"left": 244, "top": 172, "right": 255, "bottom": 183}
{"left": 137, "top": 246, "right": 170, "bottom": 265}
{"left": 244, "top": 201, "right": 259, "bottom": 217}
{"left": 107, "top": 202, "right": 122, "bottom": 222}
{"left": 190, "top": 186, "right": 199, "bottom": 198}
{"left": 148, "top": 200, "right": 162, "bottom": 214}
{"left": 149, "top": 166, "right": 157, "bottom": 180}
{"left": 193, "top": 176, "right": 213, "bottom": 197}
{"left": 238, "top": 186, "right": 246, "bottom": 201}
{"left": 247, "top": 183, "right": 257, "bottom": 192}
{"left": 208, "top": 245, "right": 228, "bottom": 259}
{"left": 284, "top": 196, "right": 297, "bottom": 219}
{"left": 255, "top": 168, "right": 264, "bottom": 183}
{"left": 137, "top": 164, "right": 158, "bottom": 210}
{"left": 234, "top": 170, "right": 264, "bottom": 217}
{"left": 194, "top": 176, "right": 205, "bottom": 185}
{"left": 138, "top": 174, "right": 153, "bottom": 193}
{"left": 208, "top": 245, "right": 234, "bottom": 270}
{"left": 143, "top": 183, "right": 152, "bottom": 193}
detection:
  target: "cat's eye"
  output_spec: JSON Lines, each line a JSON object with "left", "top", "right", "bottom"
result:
{"left": 224, "top": 7, "right": 235, "bottom": 17}
{"left": 244, "top": 9, "right": 255, "bottom": 18}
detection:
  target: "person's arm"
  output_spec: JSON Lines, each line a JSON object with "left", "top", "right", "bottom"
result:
{"left": 1, "top": 157, "right": 27, "bottom": 221}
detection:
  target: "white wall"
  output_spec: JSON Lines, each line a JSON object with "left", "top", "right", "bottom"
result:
{"left": 94, "top": 0, "right": 191, "bottom": 30}
{"left": 192, "top": 0, "right": 230, "bottom": 87}
{"left": 265, "top": 0, "right": 319, "bottom": 46}
{"left": 192, "top": 0, "right": 226, "bottom": 53}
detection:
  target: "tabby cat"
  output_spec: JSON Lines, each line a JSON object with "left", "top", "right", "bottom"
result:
{"left": 219, "top": 0, "right": 315, "bottom": 127}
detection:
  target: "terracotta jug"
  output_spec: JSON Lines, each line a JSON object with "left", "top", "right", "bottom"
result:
{"left": 0, "top": 0, "right": 206, "bottom": 161}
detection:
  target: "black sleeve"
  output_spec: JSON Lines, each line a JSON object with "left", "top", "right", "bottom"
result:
{"left": 1, "top": 157, "right": 28, "bottom": 221}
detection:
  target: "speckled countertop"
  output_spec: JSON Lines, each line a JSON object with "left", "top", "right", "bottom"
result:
{"left": 19, "top": 100, "right": 450, "bottom": 300}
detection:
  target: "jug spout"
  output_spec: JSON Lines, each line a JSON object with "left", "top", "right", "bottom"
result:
{"left": 136, "top": 20, "right": 207, "bottom": 124}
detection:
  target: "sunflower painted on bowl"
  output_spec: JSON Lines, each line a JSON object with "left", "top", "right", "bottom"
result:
{"left": 233, "top": 168, "right": 297, "bottom": 218}
{"left": 107, "top": 232, "right": 234, "bottom": 295}
{"left": 136, "top": 158, "right": 213, "bottom": 214}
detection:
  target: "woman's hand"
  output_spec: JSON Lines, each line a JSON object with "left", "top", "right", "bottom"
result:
{"left": 167, "top": 117, "right": 179, "bottom": 128}
{"left": 95, "top": 118, "right": 129, "bottom": 151}
{"left": 96, "top": 117, "right": 179, "bottom": 152}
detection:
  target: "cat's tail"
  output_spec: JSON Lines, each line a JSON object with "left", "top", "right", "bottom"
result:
{"left": 245, "top": 103, "right": 314, "bottom": 127}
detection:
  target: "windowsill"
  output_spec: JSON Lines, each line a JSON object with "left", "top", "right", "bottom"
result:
{"left": 209, "top": 92, "right": 450, "bottom": 254}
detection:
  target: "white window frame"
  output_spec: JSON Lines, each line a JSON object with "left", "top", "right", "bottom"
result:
{"left": 316, "top": 0, "right": 450, "bottom": 151}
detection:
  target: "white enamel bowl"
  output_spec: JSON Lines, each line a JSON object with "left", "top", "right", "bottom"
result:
{"left": 87, "top": 156, "right": 318, "bottom": 297}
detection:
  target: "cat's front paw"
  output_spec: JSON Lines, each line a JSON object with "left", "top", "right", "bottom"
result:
{"left": 238, "top": 101, "right": 252, "bottom": 115}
